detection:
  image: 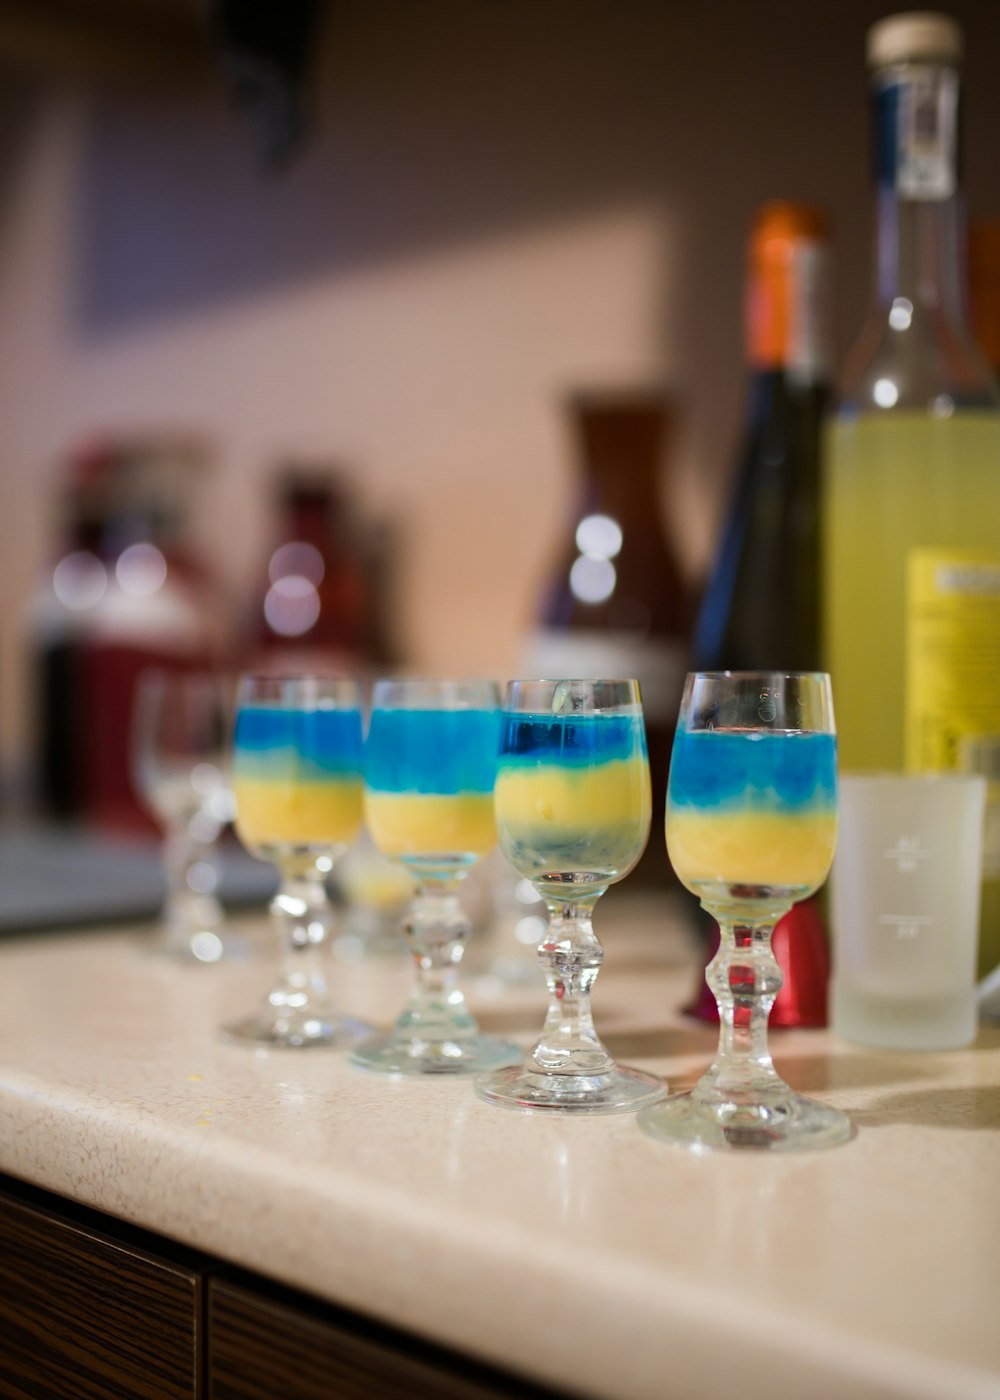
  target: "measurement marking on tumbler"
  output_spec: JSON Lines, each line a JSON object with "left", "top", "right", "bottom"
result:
{"left": 883, "top": 836, "right": 930, "bottom": 873}
{"left": 878, "top": 913, "right": 933, "bottom": 940}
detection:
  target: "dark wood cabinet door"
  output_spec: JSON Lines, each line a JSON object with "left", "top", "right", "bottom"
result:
{"left": 208, "top": 1275, "right": 563, "bottom": 1400}
{"left": 0, "top": 1178, "right": 206, "bottom": 1400}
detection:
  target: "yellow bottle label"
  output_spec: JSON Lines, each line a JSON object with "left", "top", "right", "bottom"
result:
{"left": 906, "top": 549, "right": 1000, "bottom": 876}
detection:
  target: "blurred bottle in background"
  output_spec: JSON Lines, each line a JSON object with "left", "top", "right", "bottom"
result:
{"left": 970, "top": 216, "right": 1000, "bottom": 378}
{"left": 522, "top": 391, "right": 690, "bottom": 884}
{"left": 689, "top": 204, "right": 833, "bottom": 1028}
{"left": 29, "top": 441, "right": 115, "bottom": 821}
{"left": 29, "top": 435, "right": 220, "bottom": 832}
{"left": 823, "top": 12, "right": 1000, "bottom": 980}
{"left": 248, "top": 468, "right": 391, "bottom": 678}
{"left": 695, "top": 202, "right": 832, "bottom": 672}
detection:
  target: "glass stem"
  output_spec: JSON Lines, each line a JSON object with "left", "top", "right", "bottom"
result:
{"left": 162, "top": 824, "right": 222, "bottom": 956}
{"left": 698, "top": 915, "right": 786, "bottom": 1104}
{"left": 270, "top": 856, "right": 336, "bottom": 1017}
{"left": 396, "top": 878, "right": 477, "bottom": 1045}
{"left": 530, "top": 896, "right": 612, "bottom": 1076}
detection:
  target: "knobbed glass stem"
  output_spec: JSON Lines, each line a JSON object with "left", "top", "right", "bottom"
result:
{"left": 695, "top": 913, "right": 787, "bottom": 1109}
{"left": 267, "top": 856, "right": 338, "bottom": 1029}
{"left": 639, "top": 896, "right": 852, "bottom": 1151}
{"left": 351, "top": 872, "right": 519, "bottom": 1074}
{"left": 160, "top": 823, "right": 223, "bottom": 959}
{"left": 394, "top": 877, "right": 478, "bottom": 1048}
{"left": 225, "top": 849, "right": 370, "bottom": 1048}
{"left": 530, "top": 896, "right": 613, "bottom": 1077}
{"left": 475, "top": 888, "right": 664, "bottom": 1113}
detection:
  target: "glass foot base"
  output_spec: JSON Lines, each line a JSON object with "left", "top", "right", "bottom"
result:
{"left": 475, "top": 1063, "right": 666, "bottom": 1114}
{"left": 223, "top": 1010, "right": 374, "bottom": 1049}
{"left": 349, "top": 1033, "right": 521, "bottom": 1076}
{"left": 637, "top": 1090, "right": 853, "bottom": 1152}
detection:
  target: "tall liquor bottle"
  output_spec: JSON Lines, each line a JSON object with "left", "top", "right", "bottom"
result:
{"left": 823, "top": 13, "right": 1000, "bottom": 977}
{"left": 689, "top": 209, "right": 833, "bottom": 1027}
{"left": 695, "top": 203, "right": 832, "bottom": 671}
{"left": 522, "top": 391, "right": 690, "bottom": 884}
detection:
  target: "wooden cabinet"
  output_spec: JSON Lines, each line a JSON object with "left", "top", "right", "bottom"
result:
{"left": 0, "top": 1176, "right": 561, "bottom": 1400}
{"left": 208, "top": 1274, "right": 556, "bottom": 1400}
{"left": 0, "top": 1178, "right": 209, "bottom": 1400}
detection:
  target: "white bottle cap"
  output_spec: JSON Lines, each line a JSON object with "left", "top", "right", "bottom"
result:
{"left": 867, "top": 11, "right": 963, "bottom": 69}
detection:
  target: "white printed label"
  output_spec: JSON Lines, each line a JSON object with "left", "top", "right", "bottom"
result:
{"left": 898, "top": 71, "right": 957, "bottom": 201}
{"left": 789, "top": 242, "right": 833, "bottom": 382}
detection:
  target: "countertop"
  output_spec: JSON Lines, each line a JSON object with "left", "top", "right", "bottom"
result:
{"left": 1, "top": 900, "right": 998, "bottom": 1400}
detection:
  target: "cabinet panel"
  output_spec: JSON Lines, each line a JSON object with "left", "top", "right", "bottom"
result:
{"left": 208, "top": 1275, "right": 562, "bottom": 1400}
{"left": 0, "top": 1180, "right": 204, "bottom": 1400}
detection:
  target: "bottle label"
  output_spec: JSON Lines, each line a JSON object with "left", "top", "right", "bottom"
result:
{"left": 748, "top": 239, "right": 833, "bottom": 380}
{"left": 878, "top": 72, "right": 958, "bottom": 202}
{"left": 788, "top": 241, "right": 833, "bottom": 382}
{"left": 906, "top": 549, "right": 1000, "bottom": 876}
{"left": 520, "top": 628, "right": 687, "bottom": 724}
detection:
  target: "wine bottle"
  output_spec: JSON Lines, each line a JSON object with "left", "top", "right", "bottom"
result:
{"left": 688, "top": 211, "right": 834, "bottom": 1028}
{"left": 695, "top": 202, "right": 832, "bottom": 671}
{"left": 823, "top": 13, "right": 1000, "bottom": 979}
{"left": 522, "top": 391, "right": 690, "bottom": 884}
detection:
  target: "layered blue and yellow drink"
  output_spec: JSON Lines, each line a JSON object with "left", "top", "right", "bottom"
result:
{"left": 233, "top": 705, "right": 364, "bottom": 856}
{"left": 226, "top": 676, "right": 370, "bottom": 1049}
{"left": 639, "top": 671, "right": 849, "bottom": 1153}
{"left": 494, "top": 710, "right": 651, "bottom": 897}
{"left": 665, "top": 727, "right": 837, "bottom": 903}
{"left": 352, "top": 679, "right": 518, "bottom": 1076}
{"left": 476, "top": 679, "right": 663, "bottom": 1114}
{"left": 364, "top": 707, "right": 500, "bottom": 871}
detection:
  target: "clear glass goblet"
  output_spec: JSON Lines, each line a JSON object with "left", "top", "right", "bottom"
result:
{"left": 226, "top": 674, "right": 372, "bottom": 1048}
{"left": 132, "top": 668, "right": 234, "bottom": 962}
{"left": 638, "top": 670, "right": 851, "bottom": 1152}
{"left": 350, "top": 678, "right": 520, "bottom": 1075}
{"left": 475, "top": 678, "right": 665, "bottom": 1113}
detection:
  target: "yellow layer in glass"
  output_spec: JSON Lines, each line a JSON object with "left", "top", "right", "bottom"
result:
{"left": 665, "top": 808, "right": 837, "bottom": 891}
{"left": 495, "top": 759, "right": 651, "bottom": 870}
{"left": 364, "top": 791, "right": 497, "bottom": 858}
{"left": 234, "top": 777, "right": 363, "bottom": 849}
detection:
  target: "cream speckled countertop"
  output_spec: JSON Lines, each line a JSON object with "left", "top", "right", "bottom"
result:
{"left": 1, "top": 900, "right": 998, "bottom": 1400}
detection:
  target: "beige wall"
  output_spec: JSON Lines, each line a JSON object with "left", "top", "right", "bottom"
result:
{"left": 2, "top": 0, "right": 1000, "bottom": 780}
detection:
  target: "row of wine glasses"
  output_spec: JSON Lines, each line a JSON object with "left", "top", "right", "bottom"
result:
{"left": 222, "top": 669, "right": 849, "bottom": 1153}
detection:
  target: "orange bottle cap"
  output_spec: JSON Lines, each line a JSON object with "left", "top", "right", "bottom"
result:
{"left": 747, "top": 202, "right": 831, "bottom": 370}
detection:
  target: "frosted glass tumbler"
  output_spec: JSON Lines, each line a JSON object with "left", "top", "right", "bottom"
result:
{"left": 830, "top": 773, "right": 986, "bottom": 1050}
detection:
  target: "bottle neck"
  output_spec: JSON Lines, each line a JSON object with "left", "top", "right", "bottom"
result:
{"left": 571, "top": 400, "right": 666, "bottom": 520}
{"left": 746, "top": 240, "right": 832, "bottom": 386}
{"left": 870, "top": 63, "right": 966, "bottom": 320}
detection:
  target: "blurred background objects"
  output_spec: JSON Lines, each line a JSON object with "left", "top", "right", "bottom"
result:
{"left": 3, "top": 0, "right": 1000, "bottom": 929}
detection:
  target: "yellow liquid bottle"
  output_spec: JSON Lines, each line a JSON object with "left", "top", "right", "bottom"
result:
{"left": 823, "top": 14, "right": 1000, "bottom": 977}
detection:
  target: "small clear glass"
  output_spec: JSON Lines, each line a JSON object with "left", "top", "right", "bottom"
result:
{"left": 132, "top": 669, "right": 234, "bottom": 962}
{"left": 350, "top": 678, "right": 520, "bottom": 1075}
{"left": 639, "top": 671, "right": 851, "bottom": 1152}
{"left": 475, "top": 678, "right": 665, "bottom": 1113}
{"left": 227, "top": 674, "right": 372, "bottom": 1048}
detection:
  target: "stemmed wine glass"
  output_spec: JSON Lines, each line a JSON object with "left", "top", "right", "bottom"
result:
{"left": 227, "top": 674, "right": 372, "bottom": 1048}
{"left": 638, "top": 670, "right": 851, "bottom": 1151}
{"left": 132, "top": 668, "right": 234, "bottom": 962}
{"left": 350, "top": 678, "right": 520, "bottom": 1075}
{"left": 475, "top": 678, "right": 665, "bottom": 1113}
